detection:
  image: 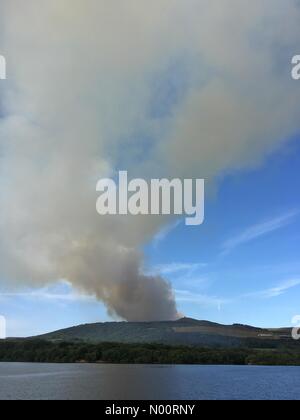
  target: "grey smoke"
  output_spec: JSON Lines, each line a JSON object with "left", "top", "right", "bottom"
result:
{"left": 0, "top": 0, "right": 299, "bottom": 321}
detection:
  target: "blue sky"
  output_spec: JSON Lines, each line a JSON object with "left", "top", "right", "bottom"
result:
{"left": 145, "top": 137, "right": 300, "bottom": 328}
{"left": 1, "top": 136, "right": 300, "bottom": 337}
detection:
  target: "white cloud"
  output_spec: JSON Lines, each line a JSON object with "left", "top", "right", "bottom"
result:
{"left": 222, "top": 210, "right": 299, "bottom": 255}
{"left": 152, "top": 220, "right": 181, "bottom": 246}
{"left": 175, "top": 289, "right": 228, "bottom": 311}
{"left": 246, "top": 278, "right": 300, "bottom": 299}
{"left": 0, "top": 284, "right": 97, "bottom": 303}
{"left": 147, "top": 262, "right": 206, "bottom": 276}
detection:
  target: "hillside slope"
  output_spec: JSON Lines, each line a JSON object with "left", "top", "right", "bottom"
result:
{"left": 38, "top": 318, "right": 293, "bottom": 348}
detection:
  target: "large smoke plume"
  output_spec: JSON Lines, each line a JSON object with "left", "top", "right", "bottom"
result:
{"left": 0, "top": 1, "right": 299, "bottom": 321}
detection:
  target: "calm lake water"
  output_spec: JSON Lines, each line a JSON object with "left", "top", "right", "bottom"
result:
{"left": 0, "top": 363, "right": 299, "bottom": 400}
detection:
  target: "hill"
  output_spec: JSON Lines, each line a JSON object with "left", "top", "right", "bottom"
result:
{"left": 38, "top": 317, "right": 293, "bottom": 348}
{"left": 1, "top": 318, "right": 298, "bottom": 365}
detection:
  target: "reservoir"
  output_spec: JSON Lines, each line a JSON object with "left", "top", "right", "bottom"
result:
{"left": 0, "top": 363, "right": 299, "bottom": 400}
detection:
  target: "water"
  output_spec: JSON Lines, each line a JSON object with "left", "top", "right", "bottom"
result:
{"left": 0, "top": 363, "right": 299, "bottom": 400}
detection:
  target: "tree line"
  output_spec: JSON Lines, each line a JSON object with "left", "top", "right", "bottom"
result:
{"left": 0, "top": 339, "right": 300, "bottom": 365}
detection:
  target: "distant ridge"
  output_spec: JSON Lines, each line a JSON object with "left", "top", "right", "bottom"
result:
{"left": 37, "top": 318, "right": 292, "bottom": 348}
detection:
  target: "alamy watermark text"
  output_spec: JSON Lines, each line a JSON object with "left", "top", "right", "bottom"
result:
{"left": 292, "top": 55, "right": 300, "bottom": 80}
{"left": 0, "top": 55, "right": 6, "bottom": 80}
{"left": 0, "top": 316, "right": 6, "bottom": 339}
{"left": 96, "top": 171, "right": 205, "bottom": 226}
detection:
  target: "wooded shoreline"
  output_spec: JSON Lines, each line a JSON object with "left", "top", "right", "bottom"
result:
{"left": 1, "top": 339, "right": 300, "bottom": 366}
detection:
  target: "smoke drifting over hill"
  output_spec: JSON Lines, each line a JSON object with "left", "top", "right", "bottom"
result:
{"left": 0, "top": 1, "right": 299, "bottom": 320}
